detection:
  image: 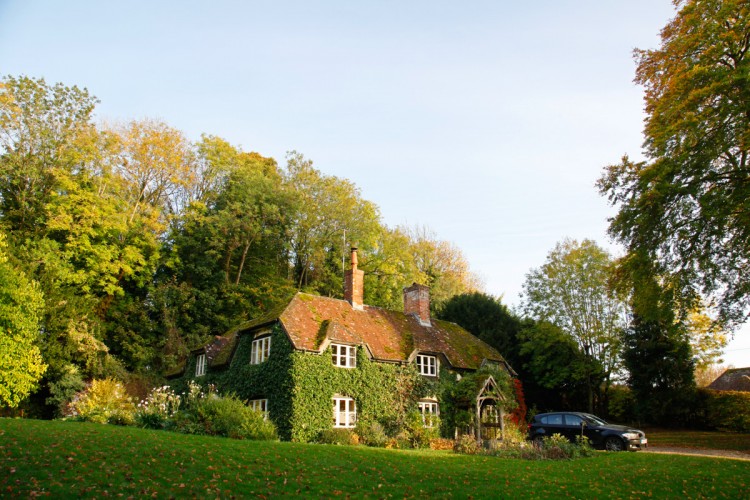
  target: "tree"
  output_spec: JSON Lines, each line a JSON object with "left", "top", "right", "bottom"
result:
{"left": 438, "top": 292, "right": 521, "bottom": 367}
{"left": 283, "top": 151, "right": 381, "bottom": 295}
{"left": 0, "top": 232, "right": 46, "bottom": 408}
{"left": 522, "top": 239, "right": 628, "bottom": 413}
{"left": 685, "top": 304, "right": 728, "bottom": 368}
{"left": 402, "top": 225, "right": 482, "bottom": 313}
{"left": 110, "top": 119, "right": 197, "bottom": 220}
{"left": 161, "top": 143, "right": 295, "bottom": 350}
{"left": 0, "top": 75, "right": 98, "bottom": 235}
{"left": 517, "top": 320, "right": 595, "bottom": 412}
{"left": 622, "top": 313, "right": 696, "bottom": 425}
{"left": 617, "top": 253, "right": 697, "bottom": 425}
{"left": 598, "top": 0, "right": 750, "bottom": 326}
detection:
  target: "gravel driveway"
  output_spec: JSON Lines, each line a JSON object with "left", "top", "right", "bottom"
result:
{"left": 642, "top": 446, "right": 750, "bottom": 461}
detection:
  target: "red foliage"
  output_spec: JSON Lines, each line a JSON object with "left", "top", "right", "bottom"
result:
{"left": 509, "top": 378, "right": 527, "bottom": 427}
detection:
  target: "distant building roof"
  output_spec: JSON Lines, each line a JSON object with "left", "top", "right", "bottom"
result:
{"left": 707, "top": 367, "right": 750, "bottom": 392}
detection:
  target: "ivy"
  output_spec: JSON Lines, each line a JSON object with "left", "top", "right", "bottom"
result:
{"left": 172, "top": 325, "right": 519, "bottom": 443}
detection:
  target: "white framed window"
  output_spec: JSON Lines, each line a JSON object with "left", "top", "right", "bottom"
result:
{"left": 251, "top": 336, "right": 271, "bottom": 364}
{"left": 418, "top": 400, "right": 439, "bottom": 427}
{"left": 195, "top": 353, "right": 206, "bottom": 377}
{"left": 250, "top": 399, "right": 269, "bottom": 420}
{"left": 331, "top": 343, "right": 356, "bottom": 368}
{"left": 333, "top": 396, "right": 357, "bottom": 428}
{"left": 416, "top": 354, "right": 438, "bottom": 377}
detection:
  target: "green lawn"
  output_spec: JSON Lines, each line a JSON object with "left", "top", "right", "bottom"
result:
{"left": 2, "top": 418, "right": 748, "bottom": 498}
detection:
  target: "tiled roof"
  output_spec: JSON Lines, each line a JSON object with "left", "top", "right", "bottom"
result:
{"left": 707, "top": 367, "right": 750, "bottom": 392}
{"left": 277, "top": 292, "right": 508, "bottom": 371}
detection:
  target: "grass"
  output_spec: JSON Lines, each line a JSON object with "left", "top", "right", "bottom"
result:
{"left": 2, "top": 418, "right": 749, "bottom": 498}
{"left": 645, "top": 428, "right": 750, "bottom": 452}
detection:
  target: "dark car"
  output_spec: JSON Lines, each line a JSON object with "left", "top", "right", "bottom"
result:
{"left": 528, "top": 412, "right": 647, "bottom": 452}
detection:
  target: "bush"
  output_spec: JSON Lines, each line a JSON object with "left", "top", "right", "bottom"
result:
{"left": 607, "top": 386, "right": 636, "bottom": 423}
{"left": 699, "top": 389, "right": 750, "bottom": 432}
{"left": 429, "top": 438, "right": 455, "bottom": 451}
{"left": 46, "top": 365, "right": 85, "bottom": 417}
{"left": 355, "top": 421, "right": 388, "bottom": 447}
{"left": 135, "top": 385, "right": 182, "bottom": 429}
{"left": 68, "top": 378, "right": 135, "bottom": 425}
{"left": 530, "top": 433, "right": 595, "bottom": 460}
{"left": 194, "top": 394, "right": 277, "bottom": 440}
{"left": 453, "top": 434, "right": 481, "bottom": 455}
{"left": 402, "top": 410, "right": 440, "bottom": 449}
{"left": 319, "top": 428, "right": 359, "bottom": 445}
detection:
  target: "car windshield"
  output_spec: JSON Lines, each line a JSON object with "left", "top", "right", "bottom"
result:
{"left": 583, "top": 414, "right": 608, "bottom": 425}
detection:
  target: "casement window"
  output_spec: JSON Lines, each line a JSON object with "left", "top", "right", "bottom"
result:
{"left": 250, "top": 399, "right": 269, "bottom": 420}
{"left": 331, "top": 343, "right": 356, "bottom": 368}
{"left": 251, "top": 336, "right": 271, "bottom": 364}
{"left": 418, "top": 400, "right": 439, "bottom": 428}
{"left": 332, "top": 396, "right": 357, "bottom": 428}
{"left": 195, "top": 353, "right": 206, "bottom": 377}
{"left": 416, "top": 354, "right": 438, "bottom": 377}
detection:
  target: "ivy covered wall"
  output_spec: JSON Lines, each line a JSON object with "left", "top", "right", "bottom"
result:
{"left": 172, "top": 323, "right": 519, "bottom": 442}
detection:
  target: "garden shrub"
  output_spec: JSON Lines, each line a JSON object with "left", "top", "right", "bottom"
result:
{"left": 453, "top": 434, "right": 482, "bottom": 455}
{"left": 429, "top": 438, "right": 455, "bottom": 451}
{"left": 318, "top": 428, "right": 359, "bottom": 445}
{"left": 356, "top": 421, "right": 388, "bottom": 447}
{"left": 532, "top": 433, "right": 594, "bottom": 460}
{"left": 194, "top": 394, "right": 277, "bottom": 440}
{"left": 135, "top": 385, "right": 182, "bottom": 429}
{"left": 46, "top": 365, "right": 86, "bottom": 417}
{"left": 68, "top": 378, "right": 135, "bottom": 425}
{"left": 699, "top": 388, "right": 750, "bottom": 432}
{"left": 453, "top": 431, "right": 594, "bottom": 460}
{"left": 403, "top": 410, "right": 440, "bottom": 448}
{"left": 170, "top": 409, "right": 205, "bottom": 435}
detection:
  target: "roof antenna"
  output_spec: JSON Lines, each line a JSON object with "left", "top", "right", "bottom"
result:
{"left": 342, "top": 229, "right": 346, "bottom": 275}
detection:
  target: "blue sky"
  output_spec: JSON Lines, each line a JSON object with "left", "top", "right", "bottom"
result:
{"left": 1, "top": 1, "right": 747, "bottom": 367}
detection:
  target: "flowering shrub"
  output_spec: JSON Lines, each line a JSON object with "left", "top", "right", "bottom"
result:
{"left": 136, "top": 386, "right": 182, "bottom": 429}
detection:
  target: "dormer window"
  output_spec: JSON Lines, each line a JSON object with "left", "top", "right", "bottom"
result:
{"left": 331, "top": 344, "right": 356, "bottom": 368}
{"left": 251, "top": 336, "right": 271, "bottom": 364}
{"left": 195, "top": 353, "right": 206, "bottom": 377}
{"left": 416, "top": 354, "right": 438, "bottom": 377}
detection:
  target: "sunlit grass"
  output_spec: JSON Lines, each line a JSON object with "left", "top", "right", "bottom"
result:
{"left": 2, "top": 418, "right": 748, "bottom": 498}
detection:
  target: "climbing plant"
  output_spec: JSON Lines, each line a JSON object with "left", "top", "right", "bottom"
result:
{"left": 172, "top": 324, "right": 520, "bottom": 442}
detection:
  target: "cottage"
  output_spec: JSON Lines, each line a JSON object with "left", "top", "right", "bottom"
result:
{"left": 172, "top": 248, "right": 516, "bottom": 442}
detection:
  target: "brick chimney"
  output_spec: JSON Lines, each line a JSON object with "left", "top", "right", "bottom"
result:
{"left": 344, "top": 247, "right": 364, "bottom": 310}
{"left": 404, "top": 283, "right": 430, "bottom": 326}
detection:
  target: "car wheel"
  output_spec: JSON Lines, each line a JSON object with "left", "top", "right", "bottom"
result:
{"left": 605, "top": 437, "right": 624, "bottom": 452}
{"left": 533, "top": 435, "right": 545, "bottom": 448}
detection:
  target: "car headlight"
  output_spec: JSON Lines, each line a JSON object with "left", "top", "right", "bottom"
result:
{"left": 622, "top": 432, "right": 639, "bottom": 440}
